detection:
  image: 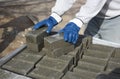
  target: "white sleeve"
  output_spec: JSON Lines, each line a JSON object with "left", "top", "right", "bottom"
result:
{"left": 51, "top": 0, "right": 76, "bottom": 16}
{"left": 75, "top": 0, "right": 107, "bottom": 24}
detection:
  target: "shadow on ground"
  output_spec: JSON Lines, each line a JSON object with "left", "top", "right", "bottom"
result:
{"left": 96, "top": 68, "right": 120, "bottom": 79}
{"left": 0, "top": 16, "right": 34, "bottom": 54}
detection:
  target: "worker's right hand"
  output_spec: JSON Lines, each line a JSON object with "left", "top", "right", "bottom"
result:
{"left": 33, "top": 13, "right": 62, "bottom": 33}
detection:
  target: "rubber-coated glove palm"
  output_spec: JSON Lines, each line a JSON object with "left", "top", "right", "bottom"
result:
{"left": 33, "top": 16, "right": 58, "bottom": 33}
{"left": 60, "top": 22, "right": 80, "bottom": 44}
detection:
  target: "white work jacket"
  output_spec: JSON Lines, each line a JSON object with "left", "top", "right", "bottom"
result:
{"left": 51, "top": 0, "right": 120, "bottom": 28}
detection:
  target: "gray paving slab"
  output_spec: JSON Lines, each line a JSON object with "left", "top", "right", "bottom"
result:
{"left": 77, "top": 61, "right": 105, "bottom": 73}
{"left": 13, "top": 49, "right": 45, "bottom": 64}
{"left": 110, "top": 58, "right": 120, "bottom": 63}
{"left": 2, "top": 48, "right": 46, "bottom": 75}
{"left": 82, "top": 36, "right": 92, "bottom": 49}
{"left": 68, "top": 46, "right": 81, "bottom": 66}
{"left": 44, "top": 34, "right": 72, "bottom": 50}
{"left": 26, "top": 26, "right": 48, "bottom": 44}
{"left": 28, "top": 66, "right": 63, "bottom": 79}
{"left": 2, "top": 59, "right": 34, "bottom": 75}
{"left": 46, "top": 45, "right": 74, "bottom": 58}
{"left": 27, "top": 42, "right": 44, "bottom": 52}
{"left": 89, "top": 44, "right": 115, "bottom": 52}
{"left": 62, "top": 71, "right": 81, "bottom": 79}
{"left": 73, "top": 68, "right": 98, "bottom": 78}
{"left": 58, "top": 55, "right": 74, "bottom": 71}
{"left": 84, "top": 49, "right": 111, "bottom": 59}
{"left": 82, "top": 55, "right": 107, "bottom": 66}
{"left": 62, "top": 71, "right": 93, "bottom": 79}
{"left": 106, "top": 61, "right": 120, "bottom": 73}
{"left": 36, "top": 56, "right": 69, "bottom": 73}
{"left": 113, "top": 48, "right": 120, "bottom": 58}
{"left": 0, "top": 69, "right": 32, "bottom": 79}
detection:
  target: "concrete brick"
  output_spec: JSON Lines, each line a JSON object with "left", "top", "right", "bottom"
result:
{"left": 69, "top": 65, "right": 74, "bottom": 71}
{"left": 115, "top": 48, "right": 120, "bottom": 53}
{"left": 58, "top": 55, "right": 73, "bottom": 62}
{"left": 58, "top": 55, "right": 74, "bottom": 71}
{"left": 46, "top": 45, "right": 74, "bottom": 58}
{"left": 0, "top": 69, "right": 31, "bottom": 79}
{"left": 68, "top": 46, "right": 81, "bottom": 66}
{"left": 44, "top": 34, "right": 72, "bottom": 50}
{"left": 81, "top": 38, "right": 88, "bottom": 50}
{"left": 2, "top": 59, "right": 34, "bottom": 75}
{"left": 62, "top": 71, "right": 84, "bottom": 79}
{"left": 36, "top": 56, "right": 69, "bottom": 73}
{"left": 82, "top": 55, "right": 107, "bottom": 66}
{"left": 89, "top": 44, "right": 115, "bottom": 52}
{"left": 78, "top": 43, "right": 84, "bottom": 53}
{"left": 77, "top": 61, "right": 104, "bottom": 73}
{"left": 113, "top": 48, "right": 120, "bottom": 58}
{"left": 87, "top": 36, "right": 92, "bottom": 46}
{"left": 13, "top": 49, "right": 45, "bottom": 64}
{"left": 110, "top": 58, "right": 120, "bottom": 63}
{"left": 84, "top": 49, "right": 110, "bottom": 59}
{"left": 28, "top": 66, "right": 63, "bottom": 79}
{"left": 26, "top": 26, "right": 48, "bottom": 44}
{"left": 62, "top": 73, "right": 76, "bottom": 79}
{"left": 25, "top": 48, "right": 46, "bottom": 56}
{"left": 82, "top": 36, "right": 92, "bottom": 49}
{"left": 107, "top": 61, "right": 120, "bottom": 73}
{"left": 73, "top": 68, "right": 98, "bottom": 78}
{"left": 27, "top": 42, "right": 44, "bottom": 52}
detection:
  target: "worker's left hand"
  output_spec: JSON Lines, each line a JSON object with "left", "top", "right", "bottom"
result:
{"left": 59, "top": 22, "right": 80, "bottom": 44}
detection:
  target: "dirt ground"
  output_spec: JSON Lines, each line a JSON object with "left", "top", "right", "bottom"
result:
{"left": 0, "top": 16, "right": 34, "bottom": 58}
{"left": 0, "top": 0, "right": 85, "bottom": 58}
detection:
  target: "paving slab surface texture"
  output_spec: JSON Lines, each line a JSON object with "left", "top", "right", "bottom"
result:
{"left": 0, "top": 69, "right": 31, "bottom": 79}
{"left": 1, "top": 26, "right": 120, "bottom": 79}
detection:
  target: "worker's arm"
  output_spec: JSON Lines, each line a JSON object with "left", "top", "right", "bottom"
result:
{"left": 33, "top": 0, "right": 76, "bottom": 33}
{"left": 72, "top": 0, "right": 107, "bottom": 28}
{"left": 52, "top": 0, "right": 76, "bottom": 16}
{"left": 33, "top": 13, "right": 62, "bottom": 33}
{"left": 61, "top": 0, "right": 107, "bottom": 44}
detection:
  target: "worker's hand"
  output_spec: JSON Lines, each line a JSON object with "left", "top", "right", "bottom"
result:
{"left": 33, "top": 13, "right": 62, "bottom": 33}
{"left": 59, "top": 22, "right": 80, "bottom": 44}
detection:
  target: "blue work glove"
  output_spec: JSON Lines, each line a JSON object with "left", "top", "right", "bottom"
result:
{"left": 33, "top": 16, "right": 58, "bottom": 33}
{"left": 60, "top": 22, "right": 80, "bottom": 44}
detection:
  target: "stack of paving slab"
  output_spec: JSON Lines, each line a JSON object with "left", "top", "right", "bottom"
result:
{"left": 0, "top": 26, "right": 120, "bottom": 79}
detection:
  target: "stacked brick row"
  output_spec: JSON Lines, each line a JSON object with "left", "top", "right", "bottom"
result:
{"left": 1, "top": 26, "right": 83, "bottom": 79}
{"left": 27, "top": 34, "right": 83, "bottom": 79}
{"left": 0, "top": 68, "right": 31, "bottom": 79}
{"left": 25, "top": 26, "right": 49, "bottom": 52}
{"left": 2, "top": 26, "right": 49, "bottom": 76}
{"left": 97, "top": 48, "right": 120, "bottom": 79}
{"left": 62, "top": 37, "right": 120, "bottom": 79}
{"left": 1, "top": 26, "right": 120, "bottom": 79}
{"left": 107, "top": 48, "right": 120, "bottom": 73}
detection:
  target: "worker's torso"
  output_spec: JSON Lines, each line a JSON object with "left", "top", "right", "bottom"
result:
{"left": 97, "top": 0, "right": 120, "bottom": 19}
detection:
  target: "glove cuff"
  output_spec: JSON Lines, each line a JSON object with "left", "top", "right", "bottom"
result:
{"left": 69, "top": 18, "right": 83, "bottom": 28}
{"left": 50, "top": 13, "right": 62, "bottom": 23}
